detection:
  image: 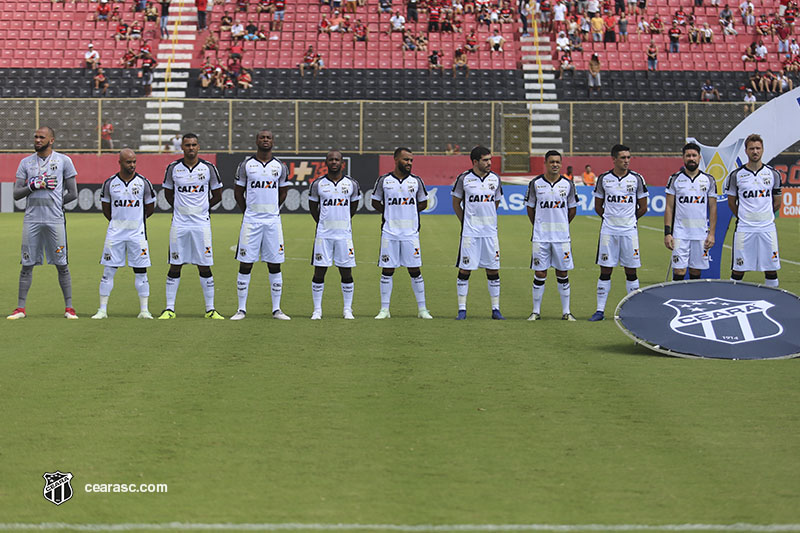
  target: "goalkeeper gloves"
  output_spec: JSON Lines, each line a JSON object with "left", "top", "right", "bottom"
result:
{"left": 28, "top": 176, "right": 57, "bottom": 191}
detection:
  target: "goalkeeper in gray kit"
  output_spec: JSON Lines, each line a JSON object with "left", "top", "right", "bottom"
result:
{"left": 7, "top": 127, "right": 79, "bottom": 320}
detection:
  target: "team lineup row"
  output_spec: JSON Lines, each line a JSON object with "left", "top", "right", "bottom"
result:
{"left": 7, "top": 128, "right": 782, "bottom": 322}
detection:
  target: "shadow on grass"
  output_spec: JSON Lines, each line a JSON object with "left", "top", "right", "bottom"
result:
{"left": 603, "top": 341, "right": 672, "bottom": 359}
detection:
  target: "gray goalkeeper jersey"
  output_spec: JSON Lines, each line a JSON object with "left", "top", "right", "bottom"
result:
{"left": 16, "top": 151, "right": 77, "bottom": 224}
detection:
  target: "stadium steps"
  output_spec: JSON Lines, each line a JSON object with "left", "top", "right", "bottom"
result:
{"left": 138, "top": 4, "right": 196, "bottom": 151}
{"left": 521, "top": 34, "right": 563, "bottom": 155}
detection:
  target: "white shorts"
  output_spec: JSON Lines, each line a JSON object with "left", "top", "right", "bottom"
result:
{"left": 378, "top": 236, "right": 422, "bottom": 268}
{"left": 101, "top": 233, "right": 151, "bottom": 268}
{"left": 169, "top": 223, "right": 213, "bottom": 266}
{"left": 312, "top": 237, "right": 356, "bottom": 267}
{"left": 21, "top": 221, "right": 68, "bottom": 266}
{"left": 671, "top": 237, "right": 709, "bottom": 270}
{"left": 457, "top": 235, "right": 500, "bottom": 270}
{"left": 732, "top": 230, "right": 780, "bottom": 272}
{"left": 531, "top": 241, "right": 574, "bottom": 271}
{"left": 597, "top": 232, "right": 641, "bottom": 268}
{"left": 235, "top": 221, "right": 285, "bottom": 264}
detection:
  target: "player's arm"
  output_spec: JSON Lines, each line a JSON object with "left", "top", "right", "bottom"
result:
{"left": 144, "top": 200, "right": 155, "bottom": 218}
{"left": 567, "top": 206, "right": 576, "bottom": 223}
{"left": 164, "top": 188, "right": 174, "bottom": 206}
{"left": 417, "top": 198, "right": 427, "bottom": 212}
{"left": 371, "top": 198, "right": 384, "bottom": 213}
{"left": 704, "top": 195, "right": 716, "bottom": 250}
{"left": 309, "top": 200, "right": 320, "bottom": 223}
{"left": 452, "top": 195, "right": 464, "bottom": 223}
{"left": 278, "top": 185, "right": 288, "bottom": 207}
{"left": 234, "top": 183, "right": 246, "bottom": 212}
{"left": 772, "top": 189, "right": 782, "bottom": 212}
{"left": 209, "top": 187, "right": 222, "bottom": 208}
{"left": 635, "top": 196, "right": 647, "bottom": 219}
{"left": 727, "top": 194, "right": 738, "bottom": 217}
{"left": 102, "top": 201, "right": 112, "bottom": 221}
{"left": 663, "top": 192, "right": 675, "bottom": 250}
{"left": 594, "top": 196, "right": 604, "bottom": 217}
{"left": 13, "top": 176, "right": 33, "bottom": 200}
{"left": 350, "top": 198, "right": 358, "bottom": 218}
{"left": 63, "top": 176, "right": 78, "bottom": 204}
{"left": 526, "top": 205, "right": 535, "bottom": 225}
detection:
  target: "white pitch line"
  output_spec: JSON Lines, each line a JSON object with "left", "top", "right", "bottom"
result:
{"left": 637, "top": 222, "right": 800, "bottom": 267}
{"left": 3, "top": 525, "right": 800, "bottom": 532}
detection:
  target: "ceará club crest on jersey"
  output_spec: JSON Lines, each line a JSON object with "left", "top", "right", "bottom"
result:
{"left": 664, "top": 297, "right": 782, "bottom": 344}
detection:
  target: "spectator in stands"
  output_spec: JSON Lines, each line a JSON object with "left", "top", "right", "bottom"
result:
{"left": 700, "top": 22, "right": 713, "bottom": 43}
{"left": 785, "top": 1, "right": 798, "bottom": 29}
{"left": 244, "top": 21, "right": 260, "bottom": 39}
{"left": 110, "top": 6, "right": 121, "bottom": 22}
{"left": 783, "top": 53, "right": 799, "bottom": 72}
{"left": 345, "top": 0, "right": 357, "bottom": 13}
{"left": 453, "top": 46, "right": 470, "bottom": 77}
{"left": 687, "top": 21, "right": 699, "bottom": 44}
{"left": 477, "top": 7, "right": 491, "bottom": 28}
{"left": 552, "top": 0, "right": 567, "bottom": 34}
{"left": 227, "top": 55, "right": 242, "bottom": 83}
{"left": 519, "top": 1, "right": 530, "bottom": 36}
{"left": 790, "top": 38, "right": 799, "bottom": 56}
{"left": 272, "top": 0, "right": 286, "bottom": 31}
{"left": 487, "top": 29, "right": 506, "bottom": 51}
{"left": 742, "top": 41, "right": 758, "bottom": 65}
{"left": 196, "top": 0, "right": 208, "bottom": 31}
{"left": 614, "top": 0, "right": 624, "bottom": 14}
{"left": 649, "top": 13, "right": 663, "bottom": 33}
{"left": 140, "top": 41, "right": 153, "bottom": 57}
{"left": 94, "top": 68, "right": 109, "bottom": 95}
{"left": 237, "top": 0, "right": 248, "bottom": 12}
{"left": 668, "top": 21, "right": 681, "bottom": 52}
{"left": 231, "top": 20, "right": 246, "bottom": 39}
{"left": 587, "top": 52, "right": 601, "bottom": 96}
{"left": 329, "top": 10, "right": 346, "bottom": 31}
{"left": 777, "top": 68, "right": 794, "bottom": 91}
{"left": 499, "top": 2, "right": 513, "bottom": 25}
{"left": 97, "top": 0, "right": 111, "bottom": 21}
{"left": 237, "top": 68, "right": 252, "bottom": 90}
{"left": 85, "top": 44, "right": 100, "bottom": 70}
{"left": 101, "top": 121, "right": 114, "bottom": 150}
{"left": 748, "top": 70, "right": 763, "bottom": 91}
{"left": 755, "top": 39, "right": 768, "bottom": 61}
{"left": 114, "top": 20, "right": 131, "bottom": 41}
{"left": 556, "top": 30, "right": 571, "bottom": 51}
{"left": 428, "top": 3, "right": 441, "bottom": 31}
{"left": 402, "top": 29, "right": 416, "bottom": 49}
{"left": 353, "top": 19, "right": 369, "bottom": 41}
{"left": 582, "top": 165, "right": 596, "bottom": 186}
{"left": 257, "top": 0, "right": 272, "bottom": 14}
{"left": 556, "top": 50, "right": 576, "bottom": 77}
{"left": 160, "top": 0, "right": 171, "bottom": 39}
{"left": 441, "top": 11, "right": 456, "bottom": 32}
{"left": 566, "top": 166, "right": 576, "bottom": 182}
{"left": 429, "top": 49, "right": 444, "bottom": 72}
{"left": 637, "top": 16, "right": 649, "bottom": 33}
{"left": 319, "top": 14, "right": 331, "bottom": 32}
{"left": 721, "top": 14, "right": 738, "bottom": 34}
{"left": 388, "top": 10, "right": 406, "bottom": 32}
{"left": 299, "top": 46, "right": 323, "bottom": 76}
{"left": 743, "top": 88, "right": 756, "bottom": 115}
{"left": 777, "top": 21, "right": 791, "bottom": 53}
{"left": 221, "top": 13, "right": 233, "bottom": 32}
{"left": 140, "top": 53, "right": 157, "bottom": 96}
{"left": 618, "top": 13, "right": 628, "bottom": 43}
{"left": 416, "top": 32, "right": 428, "bottom": 51}
{"left": 539, "top": 0, "right": 552, "bottom": 32}
{"left": 700, "top": 79, "right": 720, "bottom": 100}
{"left": 465, "top": 29, "right": 478, "bottom": 51}
{"left": 637, "top": 0, "right": 648, "bottom": 19}
{"left": 145, "top": 2, "right": 158, "bottom": 22}
{"left": 229, "top": 40, "right": 244, "bottom": 60}
{"left": 378, "top": 0, "right": 392, "bottom": 14}
{"left": 567, "top": 17, "right": 582, "bottom": 49}
{"left": 587, "top": 0, "right": 599, "bottom": 17}
{"left": 130, "top": 20, "right": 143, "bottom": 39}
{"left": 742, "top": 1, "right": 755, "bottom": 27}
{"left": 407, "top": 0, "right": 419, "bottom": 22}
{"left": 674, "top": 7, "right": 687, "bottom": 25}
{"left": 603, "top": 10, "right": 616, "bottom": 42}
{"left": 590, "top": 12, "right": 604, "bottom": 41}
{"left": 199, "top": 58, "right": 214, "bottom": 87}
{"left": 120, "top": 47, "right": 137, "bottom": 68}
{"left": 646, "top": 38, "right": 658, "bottom": 71}
{"left": 203, "top": 32, "right": 219, "bottom": 52}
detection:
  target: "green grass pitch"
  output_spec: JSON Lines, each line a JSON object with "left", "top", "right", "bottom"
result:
{"left": 1, "top": 212, "right": 800, "bottom": 531}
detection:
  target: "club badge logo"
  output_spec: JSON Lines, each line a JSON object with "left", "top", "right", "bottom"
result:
{"left": 43, "top": 471, "right": 73, "bottom": 506}
{"left": 664, "top": 297, "right": 782, "bottom": 345}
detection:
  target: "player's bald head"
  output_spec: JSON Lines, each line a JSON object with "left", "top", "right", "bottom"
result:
{"left": 37, "top": 126, "right": 55, "bottom": 139}
{"left": 326, "top": 150, "right": 342, "bottom": 160}
{"left": 119, "top": 148, "right": 136, "bottom": 161}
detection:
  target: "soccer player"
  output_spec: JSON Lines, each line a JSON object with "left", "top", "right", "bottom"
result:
{"left": 91, "top": 149, "right": 156, "bottom": 319}
{"left": 724, "top": 133, "right": 782, "bottom": 286}
{"left": 8, "top": 127, "right": 78, "bottom": 320}
{"left": 231, "top": 130, "right": 291, "bottom": 321}
{"left": 452, "top": 145, "right": 504, "bottom": 320}
{"left": 525, "top": 150, "right": 578, "bottom": 321}
{"left": 371, "top": 147, "right": 433, "bottom": 319}
{"left": 159, "top": 133, "right": 224, "bottom": 319}
{"left": 308, "top": 150, "right": 361, "bottom": 320}
{"left": 664, "top": 142, "right": 717, "bottom": 281}
{"left": 589, "top": 144, "right": 649, "bottom": 322}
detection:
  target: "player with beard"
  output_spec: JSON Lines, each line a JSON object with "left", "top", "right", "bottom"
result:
{"left": 663, "top": 142, "right": 717, "bottom": 281}
{"left": 8, "top": 127, "right": 79, "bottom": 320}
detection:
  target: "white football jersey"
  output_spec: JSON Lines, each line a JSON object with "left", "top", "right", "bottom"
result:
{"left": 451, "top": 170, "right": 503, "bottom": 238}
{"left": 372, "top": 172, "right": 428, "bottom": 239}
{"left": 724, "top": 164, "right": 781, "bottom": 232}
{"left": 234, "top": 155, "right": 288, "bottom": 223}
{"left": 665, "top": 169, "right": 715, "bottom": 240}
{"left": 163, "top": 158, "right": 223, "bottom": 225}
{"left": 16, "top": 151, "right": 77, "bottom": 224}
{"left": 308, "top": 175, "right": 362, "bottom": 239}
{"left": 525, "top": 175, "right": 577, "bottom": 243}
{"left": 100, "top": 173, "right": 156, "bottom": 238}
{"left": 593, "top": 170, "right": 649, "bottom": 235}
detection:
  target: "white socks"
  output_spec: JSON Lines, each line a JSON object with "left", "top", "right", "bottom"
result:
{"left": 165, "top": 275, "right": 180, "bottom": 310}
{"left": 134, "top": 272, "right": 149, "bottom": 311}
{"left": 237, "top": 272, "right": 250, "bottom": 312}
{"left": 269, "top": 272, "right": 283, "bottom": 312}
{"left": 341, "top": 282, "right": 354, "bottom": 311}
{"left": 488, "top": 278, "right": 500, "bottom": 310}
{"left": 557, "top": 276, "right": 571, "bottom": 315}
{"left": 380, "top": 275, "right": 393, "bottom": 309}
{"left": 532, "top": 275, "right": 546, "bottom": 314}
{"left": 98, "top": 266, "right": 117, "bottom": 311}
{"left": 625, "top": 278, "right": 640, "bottom": 293}
{"left": 201, "top": 275, "right": 215, "bottom": 312}
{"left": 456, "top": 278, "right": 469, "bottom": 310}
{"left": 411, "top": 275, "right": 426, "bottom": 309}
{"left": 596, "top": 278, "right": 610, "bottom": 312}
{"left": 312, "top": 282, "right": 324, "bottom": 312}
